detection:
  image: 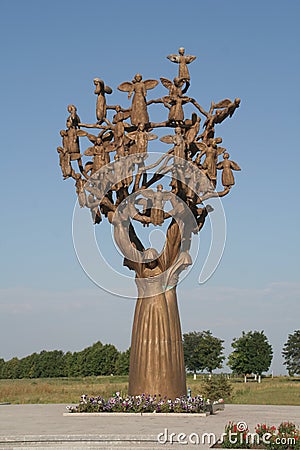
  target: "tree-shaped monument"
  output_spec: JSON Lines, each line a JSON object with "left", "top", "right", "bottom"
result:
{"left": 57, "top": 48, "right": 241, "bottom": 399}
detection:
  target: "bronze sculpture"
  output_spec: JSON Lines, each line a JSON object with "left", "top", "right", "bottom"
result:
{"left": 167, "top": 47, "right": 196, "bottom": 90}
{"left": 217, "top": 152, "right": 241, "bottom": 187}
{"left": 118, "top": 74, "right": 158, "bottom": 126}
{"left": 57, "top": 48, "right": 241, "bottom": 399}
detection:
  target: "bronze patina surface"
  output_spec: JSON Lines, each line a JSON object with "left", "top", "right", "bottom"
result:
{"left": 57, "top": 48, "right": 240, "bottom": 399}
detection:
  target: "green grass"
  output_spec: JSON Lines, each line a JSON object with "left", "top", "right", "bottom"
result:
{"left": 0, "top": 376, "right": 299, "bottom": 405}
{"left": 0, "top": 376, "right": 128, "bottom": 404}
{"left": 229, "top": 378, "right": 300, "bottom": 405}
{"left": 186, "top": 375, "right": 300, "bottom": 406}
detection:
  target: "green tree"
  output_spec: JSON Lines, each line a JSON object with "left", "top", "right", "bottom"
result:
{"left": 19, "top": 353, "right": 39, "bottom": 378}
{"left": 183, "top": 330, "right": 225, "bottom": 374}
{"left": 0, "top": 358, "right": 5, "bottom": 378}
{"left": 97, "top": 344, "right": 119, "bottom": 375}
{"left": 77, "top": 342, "right": 103, "bottom": 376}
{"left": 34, "top": 350, "right": 65, "bottom": 377}
{"left": 228, "top": 330, "right": 273, "bottom": 382}
{"left": 68, "top": 351, "right": 81, "bottom": 377}
{"left": 63, "top": 351, "right": 76, "bottom": 377}
{"left": 1, "top": 357, "right": 21, "bottom": 379}
{"left": 77, "top": 342, "right": 119, "bottom": 376}
{"left": 114, "top": 348, "right": 130, "bottom": 375}
{"left": 282, "top": 330, "right": 300, "bottom": 376}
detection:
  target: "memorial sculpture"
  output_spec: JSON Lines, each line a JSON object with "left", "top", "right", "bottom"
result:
{"left": 57, "top": 48, "right": 241, "bottom": 399}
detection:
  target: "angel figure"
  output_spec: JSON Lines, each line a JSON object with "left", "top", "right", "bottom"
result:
{"left": 160, "top": 77, "right": 190, "bottom": 123}
{"left": 66, "top": 104, "right": 81, "bottom": 129}
{"left": 160, "top": 127, "right": 186, "bottom": 165}
{"left": 65, "top": 106, "right": 87, "bottom": 175}
{"left": 136, "top": 184, "right": 172, "bottom": 226}
{"left": 213, "top": 98, "right": 241, "bottom": 124}
{"left": 126, "top": 124, "right": 157, "bottom": 189}
{"left": 127, "top": 123, "right": 157, "bottom": 159}
{"left": 188, "top": 149, "right": 212, "bottom": 195}
{"left": 183, "top": 113, "right": 202, "bottom": 157}
{"left": 118, "top": 74, "right": 158, "bottom": 126}
{"left": 167, "top": 47, "right": 196, "bottom": 89}
{"left": 93, "top": 78, "right": 113, "bottom": 125}
{"left": 111, "top": 105, "right": 131, "bottom": 157}
{"left": 196, "top": 138, "right": 225, "bottom": 187}
{"left": 57, "top": 147, "right": 71, "bottom": 179}
{"left": 57, "top": 130, "right": 72, "bottom": 179}
{"left": 84, "top": 131, "right": 114, "bottom": 176}
{"left": 199, "top": 98, "right": 241, "bottom": 143}
{"left": 196, "top": 164, "right": 214, "bottom": 195}
{"left": 181, "top": 152, "right": 200, "bottom": 203}
{"left": 86, "top": 193, "right": 102, "bottom": 224}
{"left": 111, "top": 154, "right": 126, "bottom": 193}
{"left": 66, "top": 105, "right": 81, "bottom": 155}
{"left": 216, "top": 152, "right": 241, "bottom": 188}
{"left": 72, "top": 173, "right": 87, "bottom": 208}
{"left": 85, "top": 176, "right": 113, "bottom": 207}
{"left": 114, "top": 193, "right": 151, "bottom": 226}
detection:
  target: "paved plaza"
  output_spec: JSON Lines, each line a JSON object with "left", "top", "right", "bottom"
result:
{"left": 0, "top": 404, "right": 299, "bottom": 449}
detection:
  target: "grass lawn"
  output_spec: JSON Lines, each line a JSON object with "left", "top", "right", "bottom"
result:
{"left": 0, "top": 375, "right": 299, "bottom": 405}
{"left": 0, "top": 376, "right": 128, "bottom": 404}
{"left": 186, "top": 375, "right": 300, "bottom": 406}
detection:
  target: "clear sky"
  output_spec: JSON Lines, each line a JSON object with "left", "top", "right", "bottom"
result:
{"left": 0, "top": 0, "right": 299, "bottom": 375}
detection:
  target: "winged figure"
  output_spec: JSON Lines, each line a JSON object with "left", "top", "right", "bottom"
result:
{"left": 196, "top": 138, "right": 225, "bottom": 186}
{"left": 136, "top": 185, "right": 172, "bottom": 226}
{"left": 93, "top": 78, "right": 113, "bottom": 124}
{"left": 118, "top": 74, "right": 158, "bottom": 126}
{"left": 160, "top": 77, "right": 189, "bottom": 123}
{"left": 160, "top": 127, "right": 186, "bottom": 163}
{"left": 83, "top": 131, "right": 114, "bottom": 176}
{"left": 201, "top": 98, "right": 241, "bottom": 142}
{"left": 216, "top": 152, "right": 241, "bottom": 187}
{"left": 167, "top": 47, "right": 196, "bottom": 86}
{"left": 126, "top": 124, "right": 157, "bottom": 156}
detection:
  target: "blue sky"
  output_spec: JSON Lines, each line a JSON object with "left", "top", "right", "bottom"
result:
{"left": 0, "top": 0, "right": 299, "bottom": 375}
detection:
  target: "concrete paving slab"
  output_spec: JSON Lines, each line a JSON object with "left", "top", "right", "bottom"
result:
{"left": 0, "top": 404, "right": 299, "bottom": 449}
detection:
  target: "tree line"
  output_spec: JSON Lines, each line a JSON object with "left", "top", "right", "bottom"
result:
{"left": 0, "top": 330, "right": 299, "bottom": 379}
{"left": 183, "top": 329, "right": 300, "bottom": 380}
{"left": 0, "top": 342, "right": 130, "bottom": 379}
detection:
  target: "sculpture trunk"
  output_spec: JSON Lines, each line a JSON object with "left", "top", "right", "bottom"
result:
{"left": 128, "top": 283, "right": 186, "bottom": 399}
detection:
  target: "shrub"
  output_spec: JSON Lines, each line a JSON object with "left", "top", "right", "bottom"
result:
{"left": 202, "top": 374, "right": 232, "bottom": 402}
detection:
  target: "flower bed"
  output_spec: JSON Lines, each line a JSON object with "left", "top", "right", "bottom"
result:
{"left": 66, "top": 392, "right": 224, "bottom": 414}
